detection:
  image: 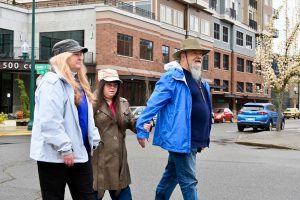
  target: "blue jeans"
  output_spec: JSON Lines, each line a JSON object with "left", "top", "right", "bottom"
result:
{"left": 94, "top": 186, "right": 132, "bottom": 200}
{"left": 155, "top": 148, "right": 199, "bottom": 200}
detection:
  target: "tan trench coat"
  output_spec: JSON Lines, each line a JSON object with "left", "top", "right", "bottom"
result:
{"left": 92, "top": 97, "right": 135, "bottom": 196}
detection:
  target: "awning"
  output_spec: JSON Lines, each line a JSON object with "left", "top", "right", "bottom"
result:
{"left": 96, "top": 65, "right": 163, "bottom": 79}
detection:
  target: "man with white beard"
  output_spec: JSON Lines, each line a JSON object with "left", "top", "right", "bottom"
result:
{"left": 136, "top": 38, "right": 212, "bottom": 200}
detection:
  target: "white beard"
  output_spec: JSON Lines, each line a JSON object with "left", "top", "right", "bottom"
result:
{"left": 189, "top": 64, "right": 202, "bottom": 81}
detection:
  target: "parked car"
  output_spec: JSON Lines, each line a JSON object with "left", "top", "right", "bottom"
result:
{"left": 129, "top": 106, "right": 146, "bottom": 120}
{"left": 237, "top": 103, "right": 285, "bottom": 132}
{"left": 283, "top": 108, "right": 300, "bottom": 119}
{"left": 213, "top": 108, "right": 234, "bottom": 123}
{"left": 129, "top": 106, "right": 156, "bottom": 126}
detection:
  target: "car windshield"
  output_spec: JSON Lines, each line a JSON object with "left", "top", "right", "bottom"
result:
{"left": 241, "top": 106, "right": 264, "bottom": 111}
{"left": 285, "top": 108, "right": 293, "bottom": 111}
{"left": 214, "top": 108, "right": 224, "bottom": 113}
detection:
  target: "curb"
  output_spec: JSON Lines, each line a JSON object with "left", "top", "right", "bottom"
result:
{"left": 234, "top": 141, "right": 298, "bottom": 150}
{"left": 0, "top": 132, "right": 31, "bottom": 136}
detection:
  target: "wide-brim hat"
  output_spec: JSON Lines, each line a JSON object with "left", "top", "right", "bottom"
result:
{"left": 52, "top": 39, "right": 88, "bottom": 56}
{"left": 98, "top": 68, "right": 122, "bottom": 83}
{"left": 172, "top": 38, "right": 211, "bottom": 59}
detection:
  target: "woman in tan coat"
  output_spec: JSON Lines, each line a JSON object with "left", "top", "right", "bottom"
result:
{"left": 92, "top": 68, "right": 136, "bottom": 200}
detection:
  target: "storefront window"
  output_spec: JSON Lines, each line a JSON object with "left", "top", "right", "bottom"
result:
{"left": 40, "top": 30, "right": 84, "bottom": 60}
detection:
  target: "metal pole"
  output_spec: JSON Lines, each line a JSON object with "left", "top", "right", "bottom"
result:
{"left": 27, "top": 0, "right": 35, "bottom": 131}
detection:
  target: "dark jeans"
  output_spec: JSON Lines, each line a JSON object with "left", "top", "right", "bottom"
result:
{"left": 94, "top": 186, "right": 132, "bottom": 200}
{"left": 37, "top": 160, "right": 94, "bottom": 200}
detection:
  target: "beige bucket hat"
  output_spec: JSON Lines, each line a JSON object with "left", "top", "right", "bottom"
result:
{"left": 98, "top": 68, "right": 122, "bottom": 83}
{"left": 172, "top": 38, "right": 211, "bottom": 59}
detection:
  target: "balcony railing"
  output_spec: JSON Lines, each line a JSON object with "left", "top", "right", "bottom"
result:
{"left": 249, "top": 19, "right": 257, "bottom": 30}
{"left": 105, "top": 0, "right": 155, "bottom": 20}
{"left": 249, "top": 0, "right": 257, "bottom": 9}
{"left": 230, "top": 8, "right": 236, "bottom": 19}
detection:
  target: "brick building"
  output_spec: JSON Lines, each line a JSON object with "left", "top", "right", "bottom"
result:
{"left": 0, "top": 0, "right": 273, "bottom": 114}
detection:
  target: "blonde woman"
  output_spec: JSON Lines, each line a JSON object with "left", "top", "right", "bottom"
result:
{"left": 30, "top": 39, "right": 100, "bottom": 200}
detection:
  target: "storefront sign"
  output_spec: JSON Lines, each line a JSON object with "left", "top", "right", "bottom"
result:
{"left": 0, "top": 61, "right": 31, "bottom": 71}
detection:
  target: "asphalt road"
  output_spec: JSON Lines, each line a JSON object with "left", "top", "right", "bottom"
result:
{"left": 0, "top": 120, "right": 299, "bottom": 200}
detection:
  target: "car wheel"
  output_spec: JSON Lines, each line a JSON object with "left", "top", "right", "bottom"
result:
{"left": 238, "top": 125, "right": 244, "bottom": 132}
{"left": 265, "top": 121, "right": 273, "bottom": 131}
{"left": 281, "top": 121, "right": 285, "bottom": 130}
{"left": 230, "top": 117, "right": 234, "bottom": 123}
{"left": 287, "top": 117, "right": 289, "bottom": 119}
{"left": 253, "top": 127, "right": 258, "bottom": 131}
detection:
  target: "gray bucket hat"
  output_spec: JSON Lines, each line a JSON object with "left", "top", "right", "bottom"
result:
{"left": 172, "top": 38, "right": 211, "bottom": 59}
{"left": 52, "top": 39, "right": 88, "bottom": 56}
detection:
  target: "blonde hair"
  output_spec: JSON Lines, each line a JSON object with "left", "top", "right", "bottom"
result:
{"left": 49, "top": 52, "right": 95, "bottom": 105}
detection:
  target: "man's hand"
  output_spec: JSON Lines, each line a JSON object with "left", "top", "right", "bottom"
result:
{"left": 63, "top": 153, "right": 74, "bottom": 167}
{"left": 137, "top": 138, "right": 149, "bottom": 148}
{"left": 143, "top": 123, "right": 152, "bottom": 132}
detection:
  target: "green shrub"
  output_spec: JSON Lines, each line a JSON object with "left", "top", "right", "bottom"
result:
{"left": 0, "top": 112, "right": 8, "bottom": 124}
{"left": 15, "top": 79, "right": 30, "bottom": 118}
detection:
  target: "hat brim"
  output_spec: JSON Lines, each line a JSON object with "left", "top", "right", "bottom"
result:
{"left": 70, "top": 47, "right": 88, "bottom": 54}
{"left": 103, "top": 78, "right": 122, "bottom": 83}
{"left": 172, "top": 48, "right": 210, "bottom": 59}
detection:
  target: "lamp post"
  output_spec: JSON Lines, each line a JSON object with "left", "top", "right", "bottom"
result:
{"left": 27, "top": 0, "right": 36, "bottom": 131}
{"left": 293, "top": 86, "right": 298, "bottom": 109}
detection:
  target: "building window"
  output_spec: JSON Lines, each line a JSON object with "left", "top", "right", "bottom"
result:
{"left": 264, "top": 86, "right": 269, "bottom": 95}
{"left": 214, "top": 52, "right": 221, "bottom": 69}
{"left": 256, "top": 83, "right": 262, "bottom": 93}
{"left": 40, "top": 30, "right": 84, "bottom": 60}
{"left": 237, "top": 82, "right": 244, "bottom": 93}
{"left": 160, "top": 5, "right": 172, "bottom": 24}
{"left": 246, "top": 60, "right": 253, "bottom": 73}
{"left": 223, "top": 26, "right": 229, "bottom": 42}
{"left": 223, "top": 80, "right": 229, "bottom": 92}
{"left": 256, "top": 64, "right": 262, "bottom": 75}
{"left": 201, "top": 19, "right": 210, "bottom": 36}
{"left": 190, "top": 15, "right": 199, "bottom": 32}
{"left": 140, "top": 39, "right": 153, "bottom": 61}
{"left": 173, "top": 10, "right": 183, "bottom": 28}
{"left": 223, "top": 54, "right": 229, "bottom": 70}
{"left": 214, "top": 23, "right": 220, "bottom": 40}
{"left": 117, "top": 33, "right": 133, "bottom": 57}
{"left": 0, "top": 28, "right": 13, "bottom": 59}
{"left": 246, "top": 82, "right": 253, "bottom": 93}
{"left": 237, "top": 57, "right": 244, "bottom": 72}
{"left": 214, "top": 79, "right": 221, "bottom": 91}
{"left": 236, "top": 31, "right": 243, "bottom": 46}
{"left": 203, "top": 54, "right": 209, "bottom": 70}
{"left": 162, "top": 45, "right": 169, "bottom": 63}
{"left": 210, "top": 0, "right": 217, "bottom": 10}
{"left": 246, "top": 35, "right": 253, "bottom": 49}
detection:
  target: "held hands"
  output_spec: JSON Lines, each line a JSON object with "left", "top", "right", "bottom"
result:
{"left": 63, "top": 153, "right": 75, "bottom": 167}
{"left": 137, "top": 122, "right": 152, "bottom": 148}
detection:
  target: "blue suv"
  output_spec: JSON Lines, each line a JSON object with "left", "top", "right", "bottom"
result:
{"left": 237, "top": 103, "right": 285, "bottom": 132}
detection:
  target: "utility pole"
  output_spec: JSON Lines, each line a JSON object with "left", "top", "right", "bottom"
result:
{"left": 27, "top": 0, "right": 35, "bottom": 131}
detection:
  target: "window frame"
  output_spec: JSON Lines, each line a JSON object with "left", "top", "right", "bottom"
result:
{"left": 236, "top": 31, "right": 244, "bottom": 46}
{"left": 117, "top": 33, "right": 133, "bottom": 57}
{"left": 214, "top": 23, "right": 220, "bottom": 40}
{"left": 140, "top": 39, "right": 153, "bottom": 61}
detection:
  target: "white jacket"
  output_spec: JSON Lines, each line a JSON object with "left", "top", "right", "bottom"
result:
{"left": 30, "top": 71, "right": 100, "bottom": 163}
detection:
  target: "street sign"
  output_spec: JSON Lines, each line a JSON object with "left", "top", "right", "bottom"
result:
{"left": 35, "top": 64, "right": 49, "bottom": 75}
{"left": 35, "top": 64, "right": 49, "bottom": 70}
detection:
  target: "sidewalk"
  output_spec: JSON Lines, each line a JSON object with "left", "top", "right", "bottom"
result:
{"left": 235, "top": 127, "right": 300, "bottom": 150}
{"left": 0, "top": 126, "right": 31, "bottom": 136}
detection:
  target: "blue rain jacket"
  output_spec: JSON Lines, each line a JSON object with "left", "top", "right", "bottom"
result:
{"left": 136, "top": 61, "right": 212, "bottom": 153}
